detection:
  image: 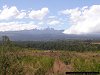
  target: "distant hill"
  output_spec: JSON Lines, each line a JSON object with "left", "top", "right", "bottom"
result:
{"left": 0, "top": 28, "right": 100, "bottom": 41}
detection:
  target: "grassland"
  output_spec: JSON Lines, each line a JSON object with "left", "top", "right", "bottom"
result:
{"left": 0, "top": 49, "right": 100, "bottom": 75}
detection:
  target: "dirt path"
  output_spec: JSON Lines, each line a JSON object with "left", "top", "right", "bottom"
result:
{"left": 46, "top": 58, "right": 72, "bottom": 75}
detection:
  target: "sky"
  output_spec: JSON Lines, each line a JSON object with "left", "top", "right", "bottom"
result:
{"left": 0, "top": 0, "right": 100, "bottom": 34}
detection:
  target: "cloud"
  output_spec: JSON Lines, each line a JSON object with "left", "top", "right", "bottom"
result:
{"left": 29, "top": 7, "right": 49, "bottom": 20}
{"left": 0, "top": 22, "right": 39, "bottom": 32}
{"left": 0, "top": 5, "right": 49, "bottom": 20}
{"left": 16, "top": 11, "right": 26, "bottom": 19}
{"left": 47, "top": 20, "right": 60, "bottom": 25}
{"left": 0, "top": 5, "right": 19, "bottom": 20}
{"left": 48, "top": 16, "right": 56, "bottom": 19}
{"left": 61, "top": 5, "right": 100, "bottom": 34}
{"left": 38, "top": 21, "right": 44, "bottom": 25}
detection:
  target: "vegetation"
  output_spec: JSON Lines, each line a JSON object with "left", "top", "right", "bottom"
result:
{"left": 12, "top": 40, "right": 100, "bottom": 52}
{"left": 0, "top": 36, "right": 100, "bottom": 75}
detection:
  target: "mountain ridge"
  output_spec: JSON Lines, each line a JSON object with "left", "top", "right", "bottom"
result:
{"left": 0, "top": 28, "right": 100, "bottom": 41}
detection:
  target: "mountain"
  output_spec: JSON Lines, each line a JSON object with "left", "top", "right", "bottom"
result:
{"left": 0, "top": 28, "right": 100, "bottom": 41}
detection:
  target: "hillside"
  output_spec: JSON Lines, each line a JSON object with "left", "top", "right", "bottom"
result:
{"left": 0, "top": 28, "right": 100, "bottom": 41}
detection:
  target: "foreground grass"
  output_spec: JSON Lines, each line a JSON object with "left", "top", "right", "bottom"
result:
{"left": 0, "top": 49, "right": 100, "bottom": 75}
{"left": 0, "top": 50, "right": 54, "bottom": 75}
{"left": 21, "top": 56, "right": 54, "bottom": 75}
{"left": 58, "top": 51, "right": 100, "bottom": 73}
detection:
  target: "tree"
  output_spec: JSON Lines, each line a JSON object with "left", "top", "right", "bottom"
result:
{"left": 2, "top": 36, "right": 11, "bottom": 46}
{"left": 2, "top": 36, "right": 13, "bottom": 52}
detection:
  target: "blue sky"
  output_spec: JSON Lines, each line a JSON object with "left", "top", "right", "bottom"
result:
{"left": 0, "top": 0, "right": 100, "bottom": 34}
{"left": 1, "top": 0, "right": 100, "bottom": 11}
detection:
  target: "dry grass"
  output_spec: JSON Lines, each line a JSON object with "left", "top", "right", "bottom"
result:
{"left": 0, "top": 49, "right": 100, "bottom": 75}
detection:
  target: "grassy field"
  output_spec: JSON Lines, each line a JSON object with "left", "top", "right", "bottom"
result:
{"left": 0, "top": 49, "right": 100, "bottom": 75}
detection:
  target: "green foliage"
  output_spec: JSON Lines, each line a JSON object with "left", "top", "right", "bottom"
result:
{"left": 72, "top": 57, "right": 100, "bottom": 72}
{"left": 0, "top": 53, "right": 25, "bottom": 75}
{"left": 59, "top": 52, "right": 72, "bottom": 65}
{"left": 13, "top": 40, "right": 100, "bottom": 51}
{"left": 21, "top": 56, "right": 54, "bottom": 74}
{"left": 34, "top": 68, "right": 45, "bottom": 75}
{"left": 0, "top": 36, "right": 25, "bottom": 75}
{"left": 39, "top": 56, "right": 54, "bottom": 73}
{"left": 34, "top": 57, "right": 54, "bottom": 75}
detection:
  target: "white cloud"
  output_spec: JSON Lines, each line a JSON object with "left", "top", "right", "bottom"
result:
{"left": 29, "top": 7, "right": 49, "bottom": 20}
{"left": 16, "top": 12, "right": 26, "bottom": 19}
{"left": 61, "top": 5, "right": 100, "bottom": 34}
{"left": 0, "top": 5, "right": 49, "bottom": 20}
{"left": 48, "top": 16, "right": 56, "bottom": 19}
{"left": 0, "top": 5, "right": 19, "bottom": 20}
{"left": 38, "top": 21, "right": 44, "bottom": 25}
{"left": 0, "top": 22, "right": 39, "bottom": 32}
{"left": 48, "top": 20, "right": 60, "bottom": 25}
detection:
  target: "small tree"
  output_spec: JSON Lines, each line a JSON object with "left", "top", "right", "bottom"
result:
{"left": 2, "top": 36, "right": 13, "bottom": 52}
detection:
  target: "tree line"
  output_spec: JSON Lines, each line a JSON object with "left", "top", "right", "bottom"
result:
{"left": 14, "top": 40, "right": 100, "bottom": 52}
{"left": 0, "top": 36, "right": 100, "bottom": 52}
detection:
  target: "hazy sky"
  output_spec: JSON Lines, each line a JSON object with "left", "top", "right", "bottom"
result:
{"left": 0, "top": 0, "right": 100, "bottom": 34}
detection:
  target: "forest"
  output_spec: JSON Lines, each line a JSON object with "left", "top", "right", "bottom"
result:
{"left": 11, "top": 39, "right": 100, "bottom": 51}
